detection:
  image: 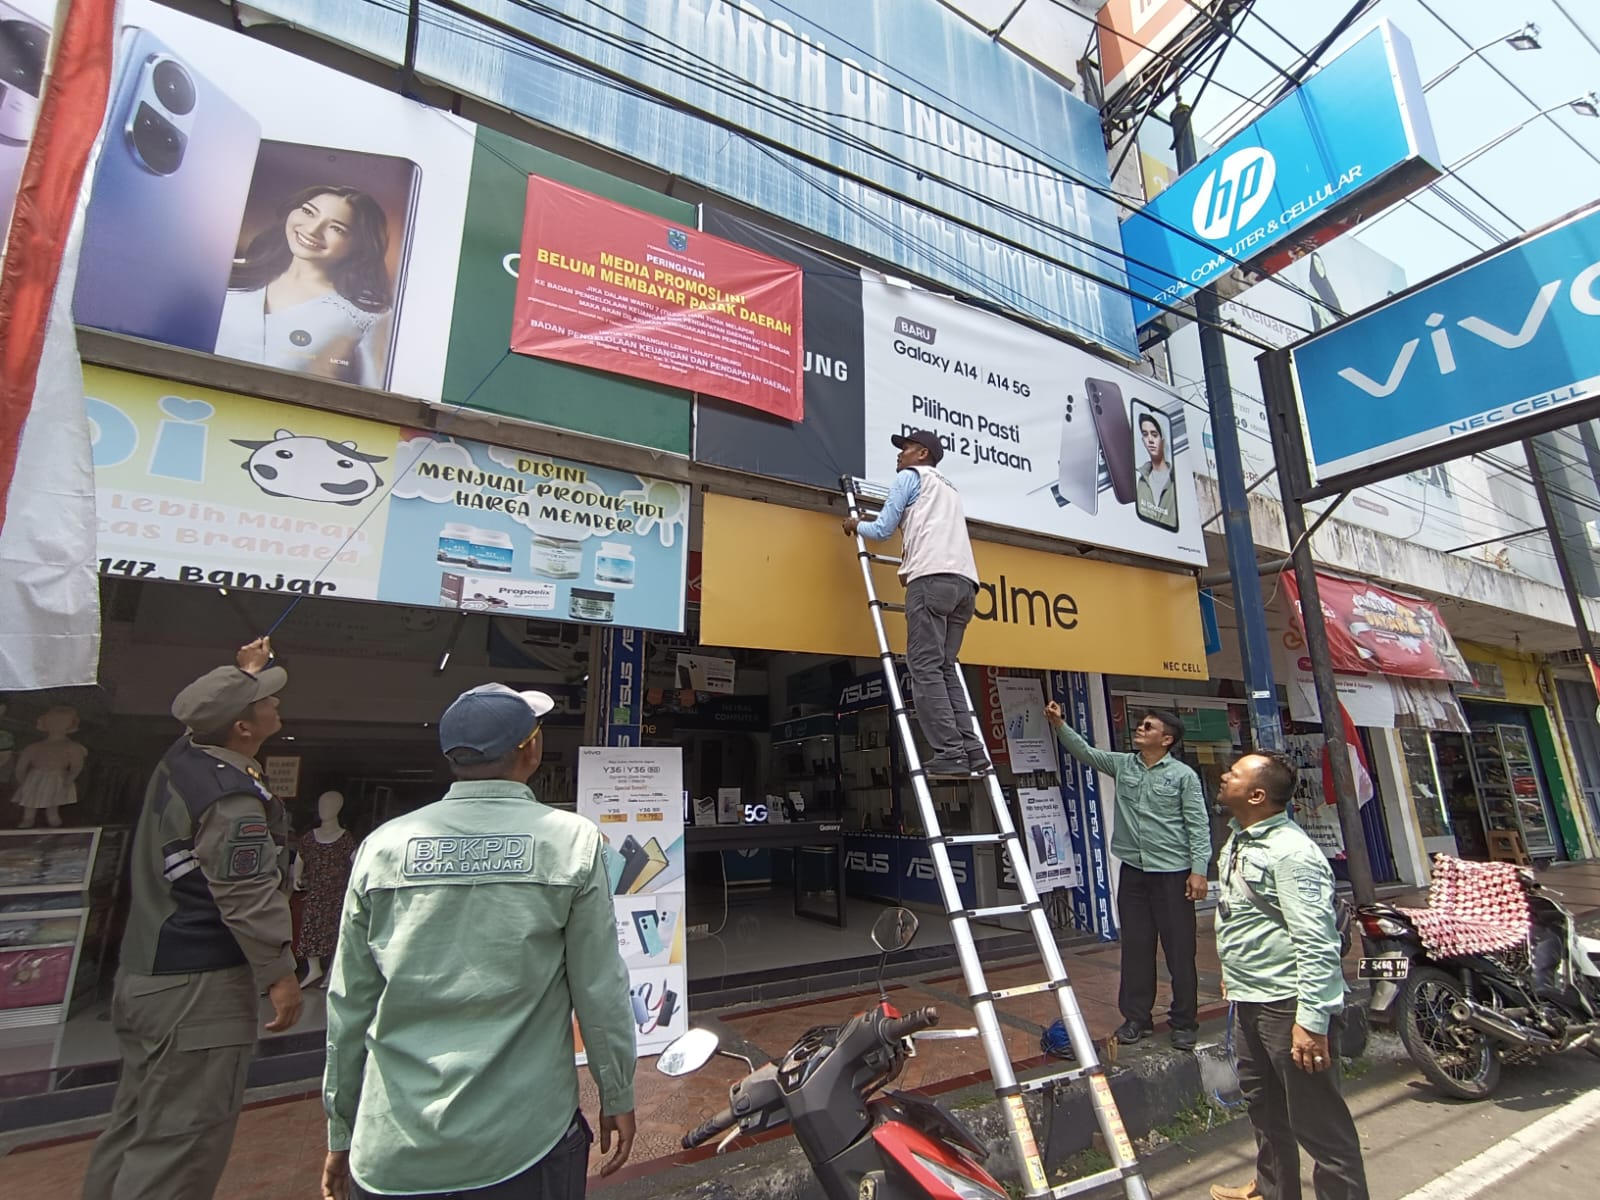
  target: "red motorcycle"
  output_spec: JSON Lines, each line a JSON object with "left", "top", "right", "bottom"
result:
{"left": 657, "top": 908, "right": 1009, "bottom": 1200}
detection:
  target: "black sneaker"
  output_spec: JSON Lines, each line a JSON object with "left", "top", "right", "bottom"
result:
{"left": 923, "top": 755, "right": 975, "bottom": 776}
{"left": 1169, "top": 1026, "right": 1199, "bottom": 1051}
{"left": 1114, "top": 1020, "right": 1153, "bottom": 1045}
{"left": 967, "top": 749, "right": 993, "bottom": 773}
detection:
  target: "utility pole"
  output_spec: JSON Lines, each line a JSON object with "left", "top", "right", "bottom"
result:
{"left": 1259, "top": 349, "right": 1377, "bottom": 905}
{"left": 1524, "top": 436, "right": 1600, "bottom": 696}
{"left": 1171, "top": 101, "right": 1284, "bottom": 752}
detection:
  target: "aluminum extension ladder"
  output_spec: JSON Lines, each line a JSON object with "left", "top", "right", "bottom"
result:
{"left": 841, "top": 476, "right": 1151, "bottom": 1200}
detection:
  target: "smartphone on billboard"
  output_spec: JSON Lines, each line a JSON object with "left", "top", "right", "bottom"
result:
{"left": 1130, "top": 398, "right": 1180, "bottom": 532}
{"left": 1050, "top": 391, "right": 1100, "bottom": 515}
{"left": 75, "top": 28, "right": 261, "bottom": 352}
{"left": 217, "top": 139, "right": 421, "bottom": 390}
{"left": 0, "top": 2, "right": 49, "bottom": 225}
{"left": 1086, "top": 377, "right": 1136, "bottom": 505}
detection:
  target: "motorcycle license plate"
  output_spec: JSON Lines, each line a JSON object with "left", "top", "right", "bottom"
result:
{"left": 1358, "top": 956, "right": 1409, "bottom": 980}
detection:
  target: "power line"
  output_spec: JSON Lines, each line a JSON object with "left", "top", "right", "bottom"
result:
{"left": 543, "top": 0, "right": 1340, "bottom": 324}
{"left": 1416, "top": 0, "right": 1600, "bottom": 172}
{"left": 392, "top": 0, "right": 1336, "bottom": 346}
{"left": 1552, "top": 0, "right": 1600, "bottom": 59}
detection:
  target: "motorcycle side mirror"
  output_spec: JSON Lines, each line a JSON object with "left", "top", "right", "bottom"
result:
{"left": 872, "top": 907, "right": 919, "bottom": 954}
{"left": 656, "top": 1028, "right": 720, "bottom": 1077}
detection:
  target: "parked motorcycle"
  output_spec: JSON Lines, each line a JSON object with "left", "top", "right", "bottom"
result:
{"left": 1358, "top": 865, "right": 1600, "bottom": 1099}
{"left": 657, "top": 906, "right": 1007, "bottom": 1200}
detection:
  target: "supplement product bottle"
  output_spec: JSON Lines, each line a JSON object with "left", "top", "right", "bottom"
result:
{"left": 470, "top": 528, "right": 515, "bottom": 573}
{"left": 568, "top": 588, "right": 615, "bottom": 623}
{"left": 530, "top": 533, "right": 583, "bottom": 579}
{"left": 437, "top": 523, "right": 475, "bottom": 565}
{"left": 594, "top": 542, "right": 636, "bottom": 589}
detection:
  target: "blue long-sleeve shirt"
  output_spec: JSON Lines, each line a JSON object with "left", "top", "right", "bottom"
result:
{"left": 857, "top": 469, "right": 922, "bottom": 539}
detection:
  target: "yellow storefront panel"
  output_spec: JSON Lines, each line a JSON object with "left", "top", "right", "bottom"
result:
{"left": 701, "top": 494, "right": 1207, "bottom": 679}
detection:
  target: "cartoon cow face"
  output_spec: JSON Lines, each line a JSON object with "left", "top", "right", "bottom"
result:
{"left": 232, "top": 429, "right": 387, "bottom": 506}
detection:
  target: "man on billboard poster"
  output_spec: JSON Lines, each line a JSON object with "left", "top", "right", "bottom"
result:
{"left": 844, "top": 430, "right": 986, "bottom": 775}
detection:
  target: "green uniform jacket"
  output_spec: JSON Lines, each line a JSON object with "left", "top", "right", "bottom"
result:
{"left": 324, "top": 779, "right": 635, "bottom": 1195}
{"left": 119, "top": 734, "right": 294, "bottom": 991}
{"left": 1214, "top": 812, "right": 1346, "bottom": 1034}
{"left": 1053, "top": 723, "right": 1211, "bottom": 875}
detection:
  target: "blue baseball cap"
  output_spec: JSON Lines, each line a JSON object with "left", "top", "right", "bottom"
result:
{"left": 439, "top": 683, "right": 555, "bottom": 765}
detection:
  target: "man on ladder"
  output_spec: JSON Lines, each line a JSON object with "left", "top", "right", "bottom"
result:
{"left": 843, "top": 429, "right": 986, "bottom": 776}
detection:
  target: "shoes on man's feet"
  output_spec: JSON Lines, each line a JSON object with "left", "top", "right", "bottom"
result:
{"left": 1169, "top": 1026, "right": 1199, "bottom": 1051}
{"left": 967, "top": 749, "right": 993, "bottom": 772}
{"left": 1209, "top": 1181, "right": 1263, "bottom": 1200}
{"left": 1113, "top": 1020, "right": 1153, "bottom": 1045}
{"left": 923, "top": 754, "right": 975, "bottom": 776}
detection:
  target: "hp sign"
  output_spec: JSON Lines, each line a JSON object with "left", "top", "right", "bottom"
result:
{"left": 1191, "top": 148, "right": 1275, "bottom": 240}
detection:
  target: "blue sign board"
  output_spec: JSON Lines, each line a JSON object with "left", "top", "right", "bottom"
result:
{"left": 1199, "top": 589, "right": 1222, "bottom": 657}
{"left": 844, "top": 834, "right": 977, "bottom": 908}
{"left": 601, "top": 628, "right": 644, "bottom": 746}
{"left": 1050, "top": 670, "right": 1116, "bottom": 941}
{"left": 248, "top": 0, "right": 1139, "bottom": 357}
{"left": 1121, "top": 22, "right": 1438, "bottom": 326}
{"left": 1292, "top": 201, "right": 1600, "bottom": 487}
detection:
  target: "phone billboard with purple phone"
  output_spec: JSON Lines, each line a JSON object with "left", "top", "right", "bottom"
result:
{"left": 74, "top": 27, "right": 260, "bottom": 351}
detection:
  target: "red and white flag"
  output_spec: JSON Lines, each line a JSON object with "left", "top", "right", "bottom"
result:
{"left": 0, "top": 0, "right": 120, "bottom": 690}
{"left": 1321, "top": 699, "right": 1375, "bottom": 809}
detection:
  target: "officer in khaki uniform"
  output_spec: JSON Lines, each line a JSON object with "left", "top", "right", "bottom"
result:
{"left": 83, "top": 638, "right": 303, "bottom": 1200}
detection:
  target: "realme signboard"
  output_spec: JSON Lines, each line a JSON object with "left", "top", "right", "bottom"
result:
{"left": 700, "top": 495, "right": 1207, "bottom": 678}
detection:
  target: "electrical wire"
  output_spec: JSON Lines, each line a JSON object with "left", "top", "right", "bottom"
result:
{"left": 1552, "top": 0, "right": 1600, "bottom": 59}
{"left": 401, "top": 0, "right": 1274, "bottom": 348}
{"left": 1417, "top": 0, "right": 1600, "bottom": 173}
{"left": 382, "top": 0, "right": 1344, "bottom": 338}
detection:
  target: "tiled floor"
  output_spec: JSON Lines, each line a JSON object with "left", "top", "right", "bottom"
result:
{"left": 10, "top": 861, "right": 1599, "bottom": 1195}
{"left": 0, "top": 929, "right": 1228, "bottom": 1194}
{"left": 687, "top": 891, "right": 1023, "bottom": 981}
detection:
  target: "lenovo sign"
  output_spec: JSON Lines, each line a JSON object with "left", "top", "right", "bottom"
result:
{"left": 1290, "top": 200, "right": 1600, "bottom": 489}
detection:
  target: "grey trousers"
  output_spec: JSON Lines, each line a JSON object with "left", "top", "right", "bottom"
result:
{"left": 81, "top": 966, "right": 258, "bottom": 1200}
{"left": 1235, "top": 999, "right": 1369, "bottom": 1200}
{"left": 904, "top": 573, "right": 981, "bottom": 762}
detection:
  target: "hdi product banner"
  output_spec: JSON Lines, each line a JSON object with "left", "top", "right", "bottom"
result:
{"left": 861, "top": 280, "right": 1205, "bottom": 568}
{"left": 576, "top": 747, "right": 687, "bottom": 1058}
{"left": 87, "top": 367, "right": 689, "bottom": 632}
{"left": 511, "top": 177, "right": 804, "bottom": 418}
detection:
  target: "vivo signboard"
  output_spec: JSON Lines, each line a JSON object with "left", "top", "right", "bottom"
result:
{"left": 1291, "top": 201, "right": 1600, "bottom": 490}
{"left": 1120, "top": 22, "right": 1440, "bottom": 326}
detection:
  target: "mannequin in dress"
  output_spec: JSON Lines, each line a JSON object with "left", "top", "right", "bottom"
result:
{"left": 295, "top": 789, "right": 358, "bottom": 987}
{"left": 12, "top": 707, "right": 87, "bottom": 828}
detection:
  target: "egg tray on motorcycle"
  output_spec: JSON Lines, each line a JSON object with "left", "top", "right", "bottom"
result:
{"left": 1397, "top": 856, "right": 1533, "bottom": 961}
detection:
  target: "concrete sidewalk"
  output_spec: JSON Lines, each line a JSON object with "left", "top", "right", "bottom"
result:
{"left": 9, "top": 861, "right": 1599, "bottom": 1198}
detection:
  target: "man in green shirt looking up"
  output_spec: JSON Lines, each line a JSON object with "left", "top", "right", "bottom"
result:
{"left": 321, "top": 683, "right": 636, "bottom": 1200}
{"left": 1045, "top": 700, "right": 1210, "bottom": 1049}
{"left": 1208, "top": 752, "right": 1366, "bottom": 1200}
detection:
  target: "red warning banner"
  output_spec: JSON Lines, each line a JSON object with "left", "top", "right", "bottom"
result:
{"left": 510, "top": 176, "right": 804, "bottom": 419}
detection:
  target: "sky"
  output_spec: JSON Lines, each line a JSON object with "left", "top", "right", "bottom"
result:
{"left": 1185, "top": 0, "right": 1600, "bottom": 285}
